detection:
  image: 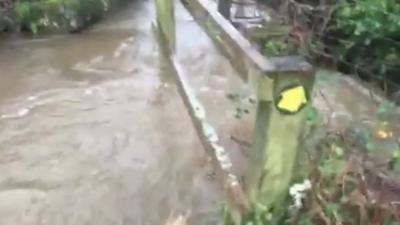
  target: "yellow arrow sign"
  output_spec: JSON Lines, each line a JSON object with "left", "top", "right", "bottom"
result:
{"left": 276, "top": 85, "right": 307, "bottom": 113}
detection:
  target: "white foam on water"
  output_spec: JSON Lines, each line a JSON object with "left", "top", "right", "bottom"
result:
{"left": 0, "top": 107, "right": 31, "bottom": 119}
{"left": 27, "top": 96, "right": 37, "bottom": 101}
{"left": 84, "top": 89, "right": 94, "bottom": 95}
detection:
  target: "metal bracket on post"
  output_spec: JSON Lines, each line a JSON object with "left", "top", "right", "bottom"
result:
{"left": 217, "top": 0, "right": 232, "bottom": 20}
{"left": 231, "top": 0, "right": 263, "bottom": 25}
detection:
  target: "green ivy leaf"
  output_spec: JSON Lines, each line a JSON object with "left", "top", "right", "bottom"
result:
{"left": 298, "top": 216, "right": 313, "bottom": 225}
{"left": 30, "top": 22, "right": 38, "bottom": 34}
{"left": 393, "top": 149, "right": 400, "bottom": 160}
{"left": 325, "top": 203, "right": 340, "bottom": 217}
{"left": 320, "top": 158, "right": 345, "bottom": 177}
{"left": 366, "top": 140, "right": 376, "bottom": 152}
{"left": 332, "top": 144, "right": 344, "bottom": 157}
{"left": 340, "top": 7, "right": 352, "bottom": 18}
{"left": 307, "top": 106, "right": 319, "bottom": 125}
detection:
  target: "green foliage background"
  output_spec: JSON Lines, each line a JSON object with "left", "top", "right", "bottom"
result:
{"left": 1, "top": 0, "right": 129, "bottom": 33}
{"left": 261, "top": 0, "right": 400, "bottom": 94}
{"left": 332, "top": 0, "right": 400, "bottom": 92}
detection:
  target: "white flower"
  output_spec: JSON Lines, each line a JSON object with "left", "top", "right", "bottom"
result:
{"left": 289, "top": 179, "right": 312, "bottom": 209}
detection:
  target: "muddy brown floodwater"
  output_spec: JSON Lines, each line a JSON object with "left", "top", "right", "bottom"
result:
{"left": 0, "top": 0, "right": 243, "bottom": 224}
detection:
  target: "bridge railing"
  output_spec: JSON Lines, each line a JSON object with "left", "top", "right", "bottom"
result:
{"left": 154, "top": 0, "right": 315, "bottom": 224}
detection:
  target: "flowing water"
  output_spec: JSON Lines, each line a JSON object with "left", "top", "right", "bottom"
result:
{"left": 0, "top": 0, "right": 398, "bottom": 224}
{"left": 0, "top": 1, "right": 233, "bottom": 224}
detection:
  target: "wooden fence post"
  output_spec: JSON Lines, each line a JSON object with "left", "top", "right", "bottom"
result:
{"left": 246, "top": 66, "right": 314, "bottom": 223}
{"left": 154, "top": 1, "right": 249, "bottom": 224}
{"left": 155, "top": 0, "right": 175, "bottom": 53}
{"left": 156, "top": 0, "right": 316, "bottom": 223}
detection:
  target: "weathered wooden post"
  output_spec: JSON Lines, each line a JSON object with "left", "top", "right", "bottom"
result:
{"left": 154, "top": 1, "right": 250, "bottom": 225}
{"left": 245, "top": 58, "right": 314, "bottom": 223}
{"left": 155, "top": 0, "right": 175, "bottom": 53}
{"left": 160, "top": 0, "right": 316, "bottom": 224}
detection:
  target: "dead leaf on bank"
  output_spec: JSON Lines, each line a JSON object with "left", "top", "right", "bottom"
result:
{"left": 165, "top": 211, "right": 190, "bottom": 225}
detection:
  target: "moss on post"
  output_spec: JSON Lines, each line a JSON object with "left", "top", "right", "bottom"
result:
{"left": 155, "top": 0, "right": 175, "bottom": 53}
{"left": 246, "top": 71, "right": 315, "bottom": 223}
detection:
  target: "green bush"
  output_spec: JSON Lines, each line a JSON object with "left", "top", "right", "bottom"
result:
{"left": 260, "top": 0, "right": 400, "bottom": 94}
{"left": 332, "top": 0, "right": 400, "bottom": 91}
{"left": 4, "top": 0, "right": 128, "bottom": 33}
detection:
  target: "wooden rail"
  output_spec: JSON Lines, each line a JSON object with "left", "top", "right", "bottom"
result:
{"left": 154, "top": 0, "right": 316, "bottom": 224}
{"left": 153, "top": 0, "right": 249, "bottom": 223}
